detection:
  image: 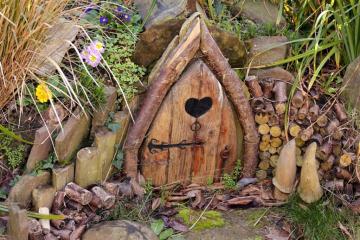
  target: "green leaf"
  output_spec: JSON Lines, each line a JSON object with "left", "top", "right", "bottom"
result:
{"left": 112, "top": 151, "right": 124, "bottom": 170}
{"left": 107, "top": 122, "right": 120, "bottom": 132}
{"left": 159, "top": 229, "right": 174, "bottom": 240}
{"left": 0, "top": 124, "right": 32, "bottom": 144}
{"left": 151, "top": 219, "right": 165, "bottom": 235}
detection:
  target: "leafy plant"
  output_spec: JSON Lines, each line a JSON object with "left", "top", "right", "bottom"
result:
{"left": 222, "top": 159, "right": 242, "bottom": 189}
{"left": 0, "top": 134, "right": 27, "bottom": 169}
{"left": 150, "top": 219, "right": 184, "bottom": 240}
{"left": 31, "top": 153, "right": 57, "bottom": 175}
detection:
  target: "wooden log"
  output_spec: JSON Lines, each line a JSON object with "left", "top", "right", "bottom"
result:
{"left": 255, "top": 113, "right": 269, "bottom": 125}
{"left": 69, "top": 225, "right": 86, "bottom": 240}
{"left": 332, "top": 143, "right": 342, "bottom": 157}
{"left": 89, "top": 194, "right": 103, "bottom": 209}
{"left": 64, "top": 182, "right": 92, "bottom": 205}
{"left": 259, "top": 151, "right": 271, "bottom": 161}
{"left": 44, "top": 233, "right": 58, "bottom": 240}
{"left": 311, "top": 133, "right": 323, "bottom": 145}
{"left": 51, "top": 229, "right": 71, "bottom": 240}
{"left": 66, "top": 200, "right": 83, "bottom": 211}
{"left": 326, "top": 119, "right": 340, "bottom": 135}
{"left": 262, "top": 134, "right": 271, "bottom": 143}
{"left": 263, "top": 102, "right": 275, "bottom": 114}
{"left": 271, "top": 138, "right": 282, "bottom": 148}
{"left": 258, "top": 124, "right": 270, "bottom": 135}
{"left": 289, "top": 123, "right": 301, "bottom": 137}
{"left": 309, "top": 104, "right": 320, "bottom": 121}
{"left": 51, "top": 219, "right": 65, "bottom": 229}
{"left": 270, "top": 126, "right": 282, "bottom": 138}
{"left": 201, "top": 19, "right": 260, "bottom": 178}
{"left": 269, "top": 146, "right": 278, "bottom": 154}
{"left": 273, "top": 81, "right": 288, "bottom": 103}
{"left": 245, "top": 75, "right": 263, "bottom": 98}
{"left": 334, "top": 102, "right": 348, "bottom": 122}
{"left": 64, "top": 220, "right": 76, "bottom": 231}
{"left": 102, "top": 182, "right": 119, "bottom": 196}
{"left": 339, "top": 152, "right": 355, "bottom": 168}
{"left": 289, "top": 106, "right": 298, "bottom": 121}
{"left": 29, "top": 219, "right": 43, "bottom": 240}
{"left": 259, "top": 142, "right": 270, "bottom": 152}
{"left": 275, "top": 103, "right": 286, "bottom": 115}
{"left": 300, "top": 126, "right": 314, "bottom": 142}
{"left": 332, "top": 129, "right": 343, "bottom": 141}
{"left": 317, "top": 142, "right": 333, "bottom": 161}
{"left": 251, "top": 98, "right": 265, "bottom": 112}
{"left": 320, "top": 155, "right": 335, "bottom": 171}
{"left": 260, "top": 78, "right": 274, "bottom": 98}
{"left": 91, "top": 186, "right": 116, "bottom": 209}
{"left": 295, "top": 137, "right": 305, "bottom": 147}
{"left": 258, "top": 160, "right": 270, "bottom": 170}
{"left": 268, "top": 114, "right": 279, "bottom": 126}
{"left": 297, "top": 99, "right": 309, "bottom": 120}
{"left": 317, "top": 115, "right": 328, "bottom": 127}
{"left": 270, "top": 155, "right": 278, "bottom": 167}
{"left": 324, "top": 179, "right": 344, "bottom": 191}
{"left": 52, "top": 191, "right": 65, "bottom": 213}
{"left": 335, "top": 167, "right": 353, "bottom": 181}
{"left": 292, "top": 90, "right": 304, "bottom": 108}
{"left": 256, "top": 170, "right": 267, "bottom": 180}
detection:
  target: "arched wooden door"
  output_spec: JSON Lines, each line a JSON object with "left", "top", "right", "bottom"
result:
{"left": 141, "top": 60, "right": 242, "bottom": 186}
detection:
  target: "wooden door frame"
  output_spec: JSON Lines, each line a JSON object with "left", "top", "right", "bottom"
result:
{"left": 123, "top": 14, "right": 259, "bottom": 180}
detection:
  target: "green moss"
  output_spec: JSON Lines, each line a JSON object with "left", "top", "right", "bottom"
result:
{"left": 0, "top": 134, "right": 26, "bottom": 169}
{"left": 177, "top": 208, "right": 225, "bottom": 231}
{"left": 245, "top": 209, "right": 268, "bottom": 228}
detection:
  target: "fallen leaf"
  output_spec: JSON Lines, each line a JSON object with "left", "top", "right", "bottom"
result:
{"left": 227, "top": 196, "right": 254, "bottom": 206}
{"left": 186, "top": 190, "right": 203, "bottom": 208}
{"left": 152, "top": 198, "right": 161, "bottom": 211}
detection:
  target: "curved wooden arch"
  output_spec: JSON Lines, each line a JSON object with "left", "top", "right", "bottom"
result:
{"left": 123, "top": 15, "right": 259, "bottom": 179}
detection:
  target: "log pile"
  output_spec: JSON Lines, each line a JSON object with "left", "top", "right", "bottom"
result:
{"left": 28, "top": 182, "right": 118, "bottom": 240}
{"left": 246, "top": 74, "right": 359, "bottom": 193}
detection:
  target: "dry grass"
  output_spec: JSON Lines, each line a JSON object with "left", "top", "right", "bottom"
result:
{"left": 0, "top": 0, "right": 69, "bottom": 109}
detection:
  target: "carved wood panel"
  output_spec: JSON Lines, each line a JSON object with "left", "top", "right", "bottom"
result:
{"left": 141, "top": 60, "right": 240, "bottom": 186}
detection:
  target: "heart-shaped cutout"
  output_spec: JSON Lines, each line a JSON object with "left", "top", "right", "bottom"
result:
{"left": 185, "top": 97, "right": 212, "bottom": 118}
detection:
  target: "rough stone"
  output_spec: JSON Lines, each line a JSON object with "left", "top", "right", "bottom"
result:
{"left": 31, "top": 19, "right": 79, "bottom": 76}
{"left": 52, "top": 163, "right": 75, "bottom": 191}
{"left": 246, "top": 36, "right": 289, "bottom": 67}
{"left": 75, "top": 147, "right": 100, "bottom": 188}
{"left": 94, "top": 128, "right": 117, "bottom": 180}
{"left": 113, "top": 111, "right": 130, "bottom": 146}
{"left": 8, "top": 205, "right": 28, "bottom": 240}
{"left": 250, "top": 67, "right": 294, "bottom": 82}
{"left": 135, "top": 0, "right": 188, "bottom": 29}
{"left": 32, "top": 185, "right": 56, "bottom": 211}
{"left": 55, "top": 108, "right": 91, "bottom": 163}
{"left": 91, "top": 86, "right": 117, "bottom": 135}
{"left": 231, "top": 0, "right": 286, "bottom": 26}
{"left": 82, "top": 220, "right": 158, "bottom": 240}
{"left": 133, "top": 17, "right": 247, "bottom": 68}
{"left": 342, "top": 56, "right": 360, "bottom": 127}
{"left": 8, "top": 171, "right": 50, "bottom": 207}
{"left": 25, "top": 123, "right": 57, "bottom": 173}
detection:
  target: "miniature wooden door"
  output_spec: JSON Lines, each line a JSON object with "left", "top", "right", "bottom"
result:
{"left": 141, "top": 60, "right": 242, "bottom": 186}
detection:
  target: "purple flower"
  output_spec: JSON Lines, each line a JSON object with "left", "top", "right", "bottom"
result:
{"left": 121, "top": 13, "right": 131, "bottom": 22}
{"left": 89, "top": 40, "right": 105, "bottom": 54}
{"left": 115, "top": 5, "right": 124, "bottom": 14}
{"left": 85, "top": 49, "right": 101, "bottom": 67}
{"left": 99, "top": 16, "right": 109, "bottom": 25}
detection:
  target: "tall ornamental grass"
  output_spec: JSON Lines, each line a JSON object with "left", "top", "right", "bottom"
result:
{"left": 0, "top": 0, "right": 69, "bottom": 109}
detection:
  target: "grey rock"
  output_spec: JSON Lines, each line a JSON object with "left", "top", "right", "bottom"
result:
{"left": 134, "top": 20, "right": 247, "bottom": 68}
{"left": 82, "top": 220, "right": 158, "bottom": 240}
{"left": 52, "top": 163, "right": 75, "bottom": 191}
{"left": 55, "top": 108, "right": 90, "bottom": 163}
{"left": 250, "top": 67, "right": 294, "bottom": 82}
{"left": 246, "top": 36, "right": 289, "bottom": 67}
{"left": 31, "top": 19, "right": 79, "bottom": 76}
{"left": 342, "top": 56, "right": 360, "bottom": 127}
{"left": 135, "top": 0, "right": 188, "bottom": 29}
{"left": 8, "top": 205, "right": 28, "bottom": 240}
{"left": 25, "top": 123, "right": 57, "bottom": 173}
{"left": 231, "top": 0, "right": 286, "bottom": 26}
{"left": 8, "top": 171, "right": 50, "bottom": 207}
{"left": 32, "top": 185, "right": 56, "bottom": 211}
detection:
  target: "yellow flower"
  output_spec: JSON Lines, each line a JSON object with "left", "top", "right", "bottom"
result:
{"left": 36, "top": 83, "right": 52, "bottom": 103}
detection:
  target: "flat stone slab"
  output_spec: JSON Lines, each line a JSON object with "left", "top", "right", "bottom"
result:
{"left": 82, "top": 220, "right": 158, "bottom": 240}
